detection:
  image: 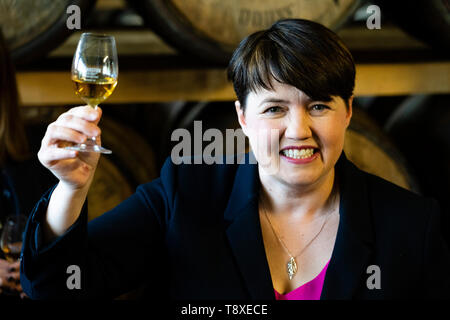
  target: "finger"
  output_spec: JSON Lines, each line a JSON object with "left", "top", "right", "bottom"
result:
{"left": 0, "top": 258, "right": 8, "bottom": 267}
{"left": 0, "top": 277, "right": 16, "bottom": 290}
{"left": 66, "top": 105, "right": 102, "bottom": 123}
{"left": 43, "top": 125, "right": 88, "bottom": 147}
{"left": 56, "top": 114, "right": 101, "bottom": 137}
{"left": 5, "top": 276, "right": 20, "bottom": 288}
{"left": 8, "top": 271, "right": 20, "bottom": 280}
{"left": 10, "top": 261, "right": 20, "bottom": 270}
{"left": 38, "top": 147, "right": 78, "bottom": 165}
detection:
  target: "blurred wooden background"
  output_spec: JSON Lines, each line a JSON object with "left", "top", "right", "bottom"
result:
{"left": 13, "top": 0, "right": 450, "bottom": 106}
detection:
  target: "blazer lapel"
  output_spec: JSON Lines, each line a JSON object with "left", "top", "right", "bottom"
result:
{"left": 223, "top": 152, "right": 275, "bottom": 300}
{"left": 321, "top": 152, "right": 375, "bottom": 299}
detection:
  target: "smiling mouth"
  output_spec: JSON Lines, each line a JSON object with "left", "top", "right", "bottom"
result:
{"left": 279, "top": 148, "right": 319, "bottom": 160}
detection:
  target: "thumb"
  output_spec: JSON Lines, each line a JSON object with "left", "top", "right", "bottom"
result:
{"left": 91, "top": 106, "right": 103, "bottom": 126}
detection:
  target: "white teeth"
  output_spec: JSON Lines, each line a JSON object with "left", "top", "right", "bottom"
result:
{"left": 282, "top": 148, "right": 315, "bottom": 159}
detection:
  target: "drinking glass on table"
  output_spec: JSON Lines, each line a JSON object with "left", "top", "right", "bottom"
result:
{"left": 66, "top": 32, "right": 119, "bottom": 154}
{"left": 0, "top": 214, "right": 27, "bottom": 297}
{"left": 0, "top": 215, "right": 27, "bottom": 263}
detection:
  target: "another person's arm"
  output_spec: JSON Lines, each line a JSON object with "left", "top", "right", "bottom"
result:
{"left": 0, "top": 259, "right": 22, "bottom": 294}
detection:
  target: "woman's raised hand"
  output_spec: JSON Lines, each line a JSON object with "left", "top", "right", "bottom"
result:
{"left": 38, "top": 106, "right": 102, "bottom": 191}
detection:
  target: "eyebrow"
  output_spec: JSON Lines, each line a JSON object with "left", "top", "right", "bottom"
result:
{"left": 258, "top": 98, "right": 290, "bottom": 108}
{"left": 258, "top": 96, "right": 315, "bottom": 107}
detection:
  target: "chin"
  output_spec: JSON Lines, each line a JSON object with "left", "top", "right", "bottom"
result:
{"left": 280, "top": 173, "right": 319, "bottom": 187}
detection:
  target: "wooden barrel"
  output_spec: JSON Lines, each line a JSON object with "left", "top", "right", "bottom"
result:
{"left": 22, "top": 107, "right": 158, "bottom": 221}
{"left": 0, "top": 0, "right": 96, "bottom": 64}
{"left": 385, "top": 94, "right": 450, "bottom": 244}
{"left": 129, "top": 0, "right": 360, "bottom": 64}
{"left": 163, "top": 101, "right": 420, "bottom": 193}
{"left": 344, "top": 107, "right": 420, "bottom": 193}
{"left": 374, "top": 0, "right": 450, "bottom": 52}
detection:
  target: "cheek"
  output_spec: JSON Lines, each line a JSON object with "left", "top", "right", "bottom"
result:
{"left": 320, "top": 122, "right": 347, "bottom": 153}
{"left": 246, "top": 120, "right": 282, "bottom": 154}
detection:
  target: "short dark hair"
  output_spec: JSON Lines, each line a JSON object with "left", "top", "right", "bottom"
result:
{"left": 227, "top": 19, "right": 355, "bottom": 112}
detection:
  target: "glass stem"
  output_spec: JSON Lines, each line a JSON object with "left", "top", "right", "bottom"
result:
{"left": 90, "top": 104, "right": 99, "bottom": 142}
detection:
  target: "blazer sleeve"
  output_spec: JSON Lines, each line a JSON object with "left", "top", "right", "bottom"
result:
{"left": 20, "top": 157, "right": 176, "bottom": 300}
{"left": 423, "top": 198, "right": 450, "bottom": 298}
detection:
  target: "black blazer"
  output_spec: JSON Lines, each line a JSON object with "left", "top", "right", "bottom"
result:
{"left": 20, "top": 151, "right": 450, "bottom": 299}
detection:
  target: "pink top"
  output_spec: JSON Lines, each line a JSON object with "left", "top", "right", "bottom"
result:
{"left": 274, "top": 260, "right": 330, "bottom": 300}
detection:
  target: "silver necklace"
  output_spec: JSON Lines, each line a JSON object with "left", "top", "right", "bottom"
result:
{"left": 260, "top": 192, "right": 338, "bottom": 280}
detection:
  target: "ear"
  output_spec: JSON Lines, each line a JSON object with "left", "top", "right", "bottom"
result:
{"left": 235, "top": 100, "right": 248, "bottom": 136}
{"left": 345, "top": 96, "right": 353, "bottom": 129}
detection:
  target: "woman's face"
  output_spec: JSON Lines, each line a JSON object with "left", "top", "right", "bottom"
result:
{"left": 235, "top": 80, "right": 352, "bottom": 189}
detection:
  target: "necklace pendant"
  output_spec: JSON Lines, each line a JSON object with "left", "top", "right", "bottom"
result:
{"left": 287, "top": 256, "right": 298, "bottom": 280}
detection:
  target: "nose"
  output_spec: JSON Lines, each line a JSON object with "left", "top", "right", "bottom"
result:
{"left": 284, "top": 109, "right": 312, "bottom": 140}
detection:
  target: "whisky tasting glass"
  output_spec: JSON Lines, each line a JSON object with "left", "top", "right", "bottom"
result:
{"left": 66, "top": 32, "right": 118, "bottom": 154}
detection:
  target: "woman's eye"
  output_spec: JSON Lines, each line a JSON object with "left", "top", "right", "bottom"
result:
{"left": 310, "top": 104, "right": 329, "bottom": 112}
{"left": 264, "top": 106, "right": 282, "bottom": 113}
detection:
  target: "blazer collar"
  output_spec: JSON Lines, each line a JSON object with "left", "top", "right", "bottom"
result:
{"left": 320, "top": 152, "right": 375, "bottom": 299}
{"left": 223, "top": 152, "right": 274, "bottom": 299}
{"left": 223, "top": 151, "right": 375, "bottom": 300}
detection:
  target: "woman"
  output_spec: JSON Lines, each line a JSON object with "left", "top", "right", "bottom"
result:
{"left": 0, "top": 30, "right": 55, "bottom": 298}
{"left": 20, "top": 19, "right": 450, "bottom": 300}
